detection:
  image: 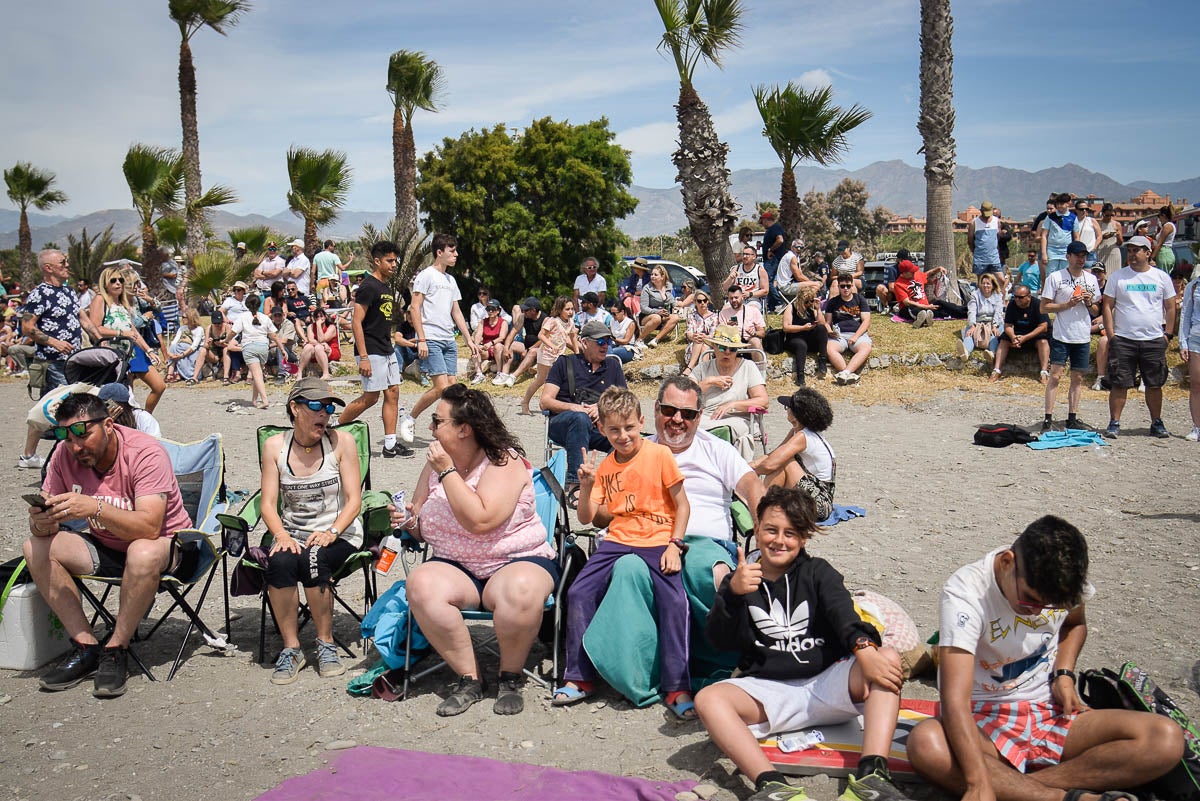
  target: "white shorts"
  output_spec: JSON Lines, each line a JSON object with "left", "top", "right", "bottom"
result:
{"left": 724, "top": 657, "right": 862, "bottom": 738}
{"left": 832, "top": 332, "right": 872, "bottom": 353}
{"left": 361, "top": 353, "right": 401, "bottom": 392}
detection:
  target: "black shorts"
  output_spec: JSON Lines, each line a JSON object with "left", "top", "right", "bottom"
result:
{"left": 1002, "top": 331, "right": 1047, "bottom": 344}
{"left": 430, "top": 555, "right": 560, "bottom": 598}
{"left": 81, "top": 533, "right": 127, "bottom": 578}
{"left": 265, "top": 537, "right": 357, "bottom": 589}
{"left": 1107, "top": 335, "right": 1168, "bottom": 389}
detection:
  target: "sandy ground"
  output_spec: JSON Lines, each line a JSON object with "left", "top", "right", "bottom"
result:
{"left": 1, "top": 374, "right": 1197, "bottom": 801}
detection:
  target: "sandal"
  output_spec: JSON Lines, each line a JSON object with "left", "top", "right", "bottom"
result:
{"left": 1063, "top": 792, "right": 1139, "bottom": 801}
{"left": 564, "top": 483, "right": 580, "bottom": 511}
{"left": 665, "top": 691, "right": 697, "bottom": 721}
{"left": 222, "top": 378, "right": 231, "bottom": 386}
{"left": 551, "top": 681, "right": 596, "bottom": 707}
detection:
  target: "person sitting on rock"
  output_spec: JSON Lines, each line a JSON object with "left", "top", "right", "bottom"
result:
{"left": 990, "top": 285, "right": 1051, "bottom": 383}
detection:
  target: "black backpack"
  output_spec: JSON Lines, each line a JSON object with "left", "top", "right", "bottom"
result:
{"left": 973, "top": 423, "right": 1037, "bottom": 448}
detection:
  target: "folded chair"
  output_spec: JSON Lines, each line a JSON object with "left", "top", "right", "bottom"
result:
{"left": 698, "top": 350, "right": 770, "bottom": 457}
{"left": 216, "top": 420, "right": 392, "bottom": 663}
{"left": 75, "top": 433, "right": 232, "bottom": 681}
{"left": 401, "top": 448, "right": 572, "bottom": 698}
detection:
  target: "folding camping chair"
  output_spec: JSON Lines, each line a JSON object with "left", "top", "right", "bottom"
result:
{"left": 215, "top": 420, "right": 392, "bottom": 663}
{"left": 699, "top": 349, "right": 770, "bottom": 457}
{"left": 74, "top": 433, "right": 232, "bottom": 681}
{"left": 401, "top": 448, "right": 572, "bottom": 698}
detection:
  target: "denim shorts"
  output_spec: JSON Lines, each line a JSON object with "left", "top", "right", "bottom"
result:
{"left": 420, "top": 339, "right": 458, "bottom": 377}
{"left": 1049, "top": 338, "right": 1090, "bottom": 371}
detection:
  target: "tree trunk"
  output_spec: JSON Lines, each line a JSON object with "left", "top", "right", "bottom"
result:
{"left": 673, "top": 85, "right": 739, "bottom": 301}
{"left": 779, "top": 168, "right": 800, "bottom": 243}
{"left": 18, "top": 208, "right": 35, "bottom": 289}
{"left": 398, "top": 118, "right": 419, "bottom": 240}
{"left": 178, "top": 39, "right": 206, "bottom": 262}
{"left": 141, "top": 223, "right": 166, "bottom": 300}
{"left": 918, "top": 0, "right": 960, "bottom": 303}
{"left": 304, "top": 218, "right": 318, "bottom": 291}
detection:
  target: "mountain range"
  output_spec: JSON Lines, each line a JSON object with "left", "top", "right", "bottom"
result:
{"left": 3, "top": 161, "right": 1197, "bottom": 248}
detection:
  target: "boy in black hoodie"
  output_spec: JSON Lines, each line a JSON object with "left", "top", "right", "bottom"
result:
{"left": 695, "top": 486, "right": 914, "bottom": 801}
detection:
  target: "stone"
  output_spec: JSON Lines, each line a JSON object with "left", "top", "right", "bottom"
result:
{"left": 323, "top": 740, "right": 357, "bottom": 751}
{"left": 877, "top": 354, "right": 892, "bottom": 368}
{"left": 693, "top": 783, "right": 720, "bottom": 800}
{"left": 639, "top": 365, "right": 663, "bottom": 380}
{"left": 922, "top": 353, "right": 943, "bottom": 367}
{"left": 945, "top": 356, "right": 966, "bottom": 370}
{"left": 674, "top": 793, "right": 699, "bottom": 801}
{"left": 867, "top": 357, "right": 881, "bottom": 370}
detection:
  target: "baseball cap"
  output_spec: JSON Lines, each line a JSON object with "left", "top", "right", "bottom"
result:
{"left": 980, "top": 201, "right": 994, "bottom": 212}
{"left": 287, "top": 239, "right": 305, "bottom": 249}
{"left": 1126, "top": 235, "right": 1153, "bottom": 250}
{"left": 266, "top": 241, "right": 278, "bottom": 250}
{"left": 837, "top": 239, "right": 850, "bottom": 250}
{"left": 579, "top": 321, "right": 611, "bottom": 341}
{"left": 98, "top": 383, "right": 131, "bottom": 405}
{"left": 1091, "top": 263, "right": 1107, "bottom": 273}
{"left": 236, "top": 241, "right": 246, "bottom": 249}
{"left": 485, "top": 299, "right": 501, "bottom": 310}
{"left": 288, "top": 377, "right": 345, "bottom": 407}
{"left": 1066, "top": 241, "right": 1088, "bottom": 255}
{"left": 521, "top": 296, "right": 540, "bottom": 311}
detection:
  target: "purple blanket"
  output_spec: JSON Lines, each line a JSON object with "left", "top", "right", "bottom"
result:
{"left": 257, "top": 746, "right": 698, "bottom": 801}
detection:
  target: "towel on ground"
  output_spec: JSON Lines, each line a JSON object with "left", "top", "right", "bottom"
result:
{"left": 1026, "top": 430, "right": 1109, "bottom": 450}
{"left": 821, "top": 504, "right": 867, "bottom": 525}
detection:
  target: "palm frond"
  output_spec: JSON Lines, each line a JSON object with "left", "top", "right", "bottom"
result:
{"left": 654, "top": 0, "right": 744, "bottom": 85}
{"left": 155, "top": 215, "right": 188, "bottom": 251}
{"left": 386, "top": 51, "right": 446, "bottom": 122}
{"left": 123, "top": 144, "right": 184, "bottom": 225}
{"left": 170, "top": 0, "right": 251, "bottom": 39}
{"left": 226, "top": 225, "right": 275, "bottom": 253}
{"left": 286, "top": 146, "right": 352, "bottom": 225}
{"left": 191, "top": 183, "right": 237, "bottom": 212}
{"left": 754, "top": 82, "right": 871, "bottom": 170}
{"left": 4, "top": 161, "right": 69, "bottom": 212}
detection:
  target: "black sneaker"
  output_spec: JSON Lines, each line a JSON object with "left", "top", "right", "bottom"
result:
{"left": 93, "top": 647, "right": 129, "bottom": 698}
{"left": 436, "top": 675, "right": 486, "bottom": 717}
{"left": 1041, "top": 418, "right": 1053, "bottom": 433}
{"left": 1065, "top": 418, "right": 1093, "bottom": 431}
{"left": 494, "top": 671, "right": 525, "bottom": 716}
{"left": 1150, "top": 419, "right": 1170, "bottom": 438}
{"left": 39, "top": 640, "right": 101, "bottom": 691}
{"left": 382, "top": 442, "right": 415, "bottom": 459}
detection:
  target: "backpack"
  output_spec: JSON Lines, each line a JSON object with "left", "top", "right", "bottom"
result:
{"left": 973, "top": 423, "right": 1037, "bottom": 448}
{"left": 1080, "top": 661, "right": 1200, "bottom": 801}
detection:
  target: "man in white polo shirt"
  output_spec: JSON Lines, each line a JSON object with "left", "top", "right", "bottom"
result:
{"left": 284, "top": 239, "right": 311, "bottom": 296}
{"left": 573, "top": 256, "right": 607, "bottom": 307}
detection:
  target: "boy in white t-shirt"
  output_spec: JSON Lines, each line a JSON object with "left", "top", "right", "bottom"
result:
{"left": 1040, "top": 241, "right": 1102, "bottom": 432}
{"left": 908, "top": 516, "right": 1183, "bottom": 801}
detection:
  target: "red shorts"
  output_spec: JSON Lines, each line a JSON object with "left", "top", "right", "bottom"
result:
{"left": 973, "top": 699, "right": 1077, "bottom": 773}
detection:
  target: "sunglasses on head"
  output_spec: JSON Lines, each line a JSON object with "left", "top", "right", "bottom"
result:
{"left": 300, "top": 400, "right": 336, "bottom": 414}
{"left": 52, "top": 417, "right": 107, "bottom": 441}
{"left": 658, "top": 403, "right": 700, "bottom": 421}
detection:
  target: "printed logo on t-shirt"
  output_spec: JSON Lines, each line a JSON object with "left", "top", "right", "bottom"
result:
{"left": 749, "top": 599, "right": 825, "bottom": 655}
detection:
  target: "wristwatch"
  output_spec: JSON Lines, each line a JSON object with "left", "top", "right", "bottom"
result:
{"left": 328, "top": 527, "right": 341, "bottom": 539}
{"left": 852, "top": 636, "right": 878, "bottom": 652}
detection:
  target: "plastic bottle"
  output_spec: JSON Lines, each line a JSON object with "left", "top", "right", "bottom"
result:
{"left": 776, "top": 729, "right": 825, "bottom": 753}
{"left": 375, "top": 490, "right": 407, "bottom": 575}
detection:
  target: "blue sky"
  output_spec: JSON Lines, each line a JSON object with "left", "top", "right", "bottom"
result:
{"left": 2, "top": 0, "right": 1197, "bottom": 217}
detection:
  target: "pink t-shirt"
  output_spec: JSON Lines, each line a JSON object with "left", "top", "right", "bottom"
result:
{"left": 43, "top": 425, "right": 193, "bottom": 552}
{"left": 419, "top": 452, "right": 552, "bottom": 579}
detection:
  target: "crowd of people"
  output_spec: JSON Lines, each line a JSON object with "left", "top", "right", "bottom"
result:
{"left": 15, "top": 224, "right": 1194, "bottom": 801}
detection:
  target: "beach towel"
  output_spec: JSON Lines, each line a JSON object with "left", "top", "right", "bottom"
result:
{"left": 821, "top": 504, "right": 867, "bottom": 525}
{"left": 1026, "top": 430, "right": 1109, "bottom": 450}
{"left": 257, "top": 746, "right": 697, "bottom": 801}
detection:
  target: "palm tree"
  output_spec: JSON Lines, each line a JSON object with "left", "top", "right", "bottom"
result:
{"left": 358, "top": 218, "right": 429, "bottom": 297}
{"left": 654, "top": 0, "right": 744, "bottom": 296}
{"left": 67, "top": 226, "right": 140, "bottom": 284}
{"left": 4, "top": 162, "right": 68, "bottom": 287}
{"left": 917, "top": 0, "right": 960, "bottom": 303}
{"left": 386, "top": 50, "right": 445, "bottom": 237}
{"left": 123, "top": 143, "right": 235, "bottom": 298}
{"left": 753, "top": 83, "right": 872, "bottom": 242}
{"left": 285, "top": 146, "right": 352, "bottom": 289}
{"left": 168, "top": 0, "right": 251, "bottom": 261}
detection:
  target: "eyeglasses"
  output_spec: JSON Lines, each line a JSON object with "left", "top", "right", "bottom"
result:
{"left": 657, "top": 403, "right": 700, "bottom": 421}
{"left": 1011, "top": 553, "right": 1056, "bottom": 610}
{"left": 430, "top": 413, "right": 454, "bottom": 429}
{"left": 52, "top": 417, "right": 107, "bottom": 441}
{"left": 590, "top": 337, "right": 612, "bottom": 347}
{"left": 300, "top": 400, "right": 337, "bottom": 414}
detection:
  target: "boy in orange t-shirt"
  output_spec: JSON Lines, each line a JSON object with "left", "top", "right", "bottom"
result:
{"left": 554, "top": 387, "right": 694, "bottom": 718}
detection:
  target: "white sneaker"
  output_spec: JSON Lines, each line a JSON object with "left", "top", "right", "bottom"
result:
{"left": 1091, "top": 377, "right": 1104, "bottom": 391}
{"left": 833, "top": 370, "right": 848, "bottom": 384}
{"left": 398, "top": 413, "right": 415, "bottom": 444}
{"left": 503, "top": 373, "right": 515, "bottom": 388}
{"left": 844, "top": 371, "right": 860, "bottom": 383}
{"left": 471, "top": 373, "right": 486, "bottom": 385}
{"left": 492, "top": 373, "right": 507, "bottom": 386}
{"left": 17, "top": 453, "right": 44, "bottom": 469}
{"left": 1187, "top": 427, "right": 1200, "bottom": 442}
{"left": 955, "top": 339, "right": 968, "bottom": 358}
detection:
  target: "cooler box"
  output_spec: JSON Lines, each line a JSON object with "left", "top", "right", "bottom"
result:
{"left": 0, "top": 582, "right": 70, "bottom": 670}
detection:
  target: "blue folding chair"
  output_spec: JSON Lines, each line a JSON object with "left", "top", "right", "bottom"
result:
{"left": 402, "top": 448, "right": 570, "bottom": 697}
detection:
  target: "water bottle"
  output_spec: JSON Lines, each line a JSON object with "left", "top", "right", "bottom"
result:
{"left": 776, "top": 729, "right": 825, "bottom": 753}
{"left": 375, "top": 490, "right": 407, "bottom": 575}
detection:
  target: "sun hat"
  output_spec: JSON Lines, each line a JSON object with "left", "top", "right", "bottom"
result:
{"left": 632, "top": 257, "right": 649, "bottom": 270}
{"left": 288, "top": 377, "right": 345, "bottom": 407}
{"left": 232, "top": 281, "right": 248, "bottom": 291}
{"left": 705, "top": 324, "right": 747, "bottom": 349}
{"left": 236, "top": 241, "right": 246, "bottom": 249}
{"left": 266, "top": 242, "right": 278, "bottom": 250}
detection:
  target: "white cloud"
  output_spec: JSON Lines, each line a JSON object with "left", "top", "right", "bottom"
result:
{"left": 794, "top": 69, "right": 833, "bottom": 90}
{"left": 616, "top": 122, "right": 678, "bottom": 158}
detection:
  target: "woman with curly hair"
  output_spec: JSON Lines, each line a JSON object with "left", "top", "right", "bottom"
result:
{"left": 395, "top": 383, "right": 559, "bottom": 717}
{"left": 751, "top": 387, "right": 836, "bottom": 522}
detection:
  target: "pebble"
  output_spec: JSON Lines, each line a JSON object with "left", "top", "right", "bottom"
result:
{"left": 0, "top": 694, "right": 11, "bottom": 705}
{"left": 520, "top": 740, "right": 535, "bottom": 749}
{"left": 693, "top": 783, "right": 719, "bottom": 799}
{"left": 324, "top": 740, "right": 357, "bottom": 751}
{"left": 674, "top": 793, "right": 699, "bottom": 801}
{"left": 49, "top": 750, "right": 67, "bottom": 761}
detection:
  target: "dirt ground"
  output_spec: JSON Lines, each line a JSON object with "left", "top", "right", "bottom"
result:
{"left": 1, "top": 374, "right": 1197, "bottom": 801}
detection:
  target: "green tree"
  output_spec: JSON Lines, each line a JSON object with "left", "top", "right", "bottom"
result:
{"left": 358, "top": 219, "right": 429, "bottom": 301}
{"left": 655, "top": 0, "right": 745, "bottom": 297}
{"left": 226, "top": 225, "right": 277, "bottom": 256}
{"left": 4, "top": 162, "right": 68, "bottom": 287}
{"left": 416, "top": 117, "right": 637, "bottom": 298}
{"left": 169, "top": 0, "right": 251, "bottom": 261}
{"left": 386, "top": 50, "right": 445, "bottom": 238}
{"left": 918, "top": 0, "right": 960, "bottom": 301}
{"left": 285, "top": 145, "right": 352, "bottom": 289}
{"left": 753, "top": 82, "right": 871, "bottom": 242}
{"left": 123, "top": 143, "right": 234, "bottom": 298}
{"left": 795, "top": 189, "right": 839, "bottom": 259}
{"left": 66, "top": 226, "right": 140, "bottom": 284}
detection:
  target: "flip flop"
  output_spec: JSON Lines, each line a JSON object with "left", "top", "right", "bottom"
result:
{"left": 665, "top": 693, "right": 697, "bottom": 721}
{"left": 551, "top": 684, "right": 596, "bottom": 707}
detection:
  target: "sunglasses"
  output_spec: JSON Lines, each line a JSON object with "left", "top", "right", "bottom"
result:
{"left": 52, "top": 417, "right": 107, "bottom": 441}
{"left": 657, "top": 403, "right": 700, "bottom": 421}
{"left": 430, "top": 413, "right": 456, "bottom": 429}
{"left": 695, "top": 298, "right": 709, "bottom": 304}
{"left": 590, "top": 337, "right": 612, "bottom": 347}
{"left": 300, "top": 400, "right": 337, "bottom": 414}
{"left": 715, "top": 345, "right": 738, "bottom": 353}
{"left": 108, "top": 277, "right": 125, "bottom": 285}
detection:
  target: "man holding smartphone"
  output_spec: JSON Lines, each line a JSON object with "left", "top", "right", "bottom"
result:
{"left": 23, "top": 392, "right": 192, "bottom": 698}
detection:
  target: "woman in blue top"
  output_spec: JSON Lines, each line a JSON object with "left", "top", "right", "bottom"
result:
{"left": 1179, "top": 272, "right": 1200, "bottom": 442}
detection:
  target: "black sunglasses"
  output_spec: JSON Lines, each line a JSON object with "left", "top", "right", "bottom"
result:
{"left": 108, "top": 277, "right": 124, "bottom": 284}
{"left": 52, "top": 417, "right": 107, "bottom": 441}
{"left": 658, "top": 403, "right": 700, "bottom": 421}
{"left": 430, "top": 413, "right": 454, "bottom": 429}
{"left": 300, "top": 400, "right": 336, "bottom": 414}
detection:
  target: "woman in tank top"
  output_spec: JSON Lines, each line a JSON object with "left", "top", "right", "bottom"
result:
{"left": 751, "top": 387, "right": 837, "bottom": 522}
{"left": 1152, "top": 205, "right": 1177, "bottom": 273}
{"left": 259, "top": 378, "right": 362, "bottom": 685}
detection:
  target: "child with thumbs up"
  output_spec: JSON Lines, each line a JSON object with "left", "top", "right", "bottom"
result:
{"left": 694, "top": 486, "right": 914, "bottom": 801}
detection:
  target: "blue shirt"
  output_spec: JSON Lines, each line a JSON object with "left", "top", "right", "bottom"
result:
{"left": 546, "top": 352, "right": 627, "bottom": 411}
{"left": 25, "top": 281, "right": 81, "bottom": 361}
{"left": 1017, "top": 260, "right": 1041, "bottom": 292}
{"left": 1041, "top": 213, "right": 1076, "bottom": 261}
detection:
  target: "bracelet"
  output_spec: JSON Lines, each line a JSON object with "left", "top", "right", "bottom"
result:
{"left": 89, "top": 497, "right": 103, "bottom": 529}
{"left": 1051, "top": 668, "right": 1076, "bottom": 683}
{"left": 668, "top": 537, "right": 688, "bottom": 554}
{"left": 437, "top": 467, "right": 458, "bottom": 483}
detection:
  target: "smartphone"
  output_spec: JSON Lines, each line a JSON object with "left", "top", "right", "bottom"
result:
{"left": 23, "top": 493, "right": 50, "bottom": 510}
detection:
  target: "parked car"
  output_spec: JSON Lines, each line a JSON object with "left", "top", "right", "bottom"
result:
{"left": 620, "top": 256, "right": 709, "bottom": 299}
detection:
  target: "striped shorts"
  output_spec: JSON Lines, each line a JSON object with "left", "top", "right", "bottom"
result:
{"left": 973, "top": 699, "right": 1077, "bottom": 773}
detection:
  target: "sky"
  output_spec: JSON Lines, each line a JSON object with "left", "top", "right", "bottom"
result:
{"left": 3, "top": 0, "right": 1198, "bottom": 218}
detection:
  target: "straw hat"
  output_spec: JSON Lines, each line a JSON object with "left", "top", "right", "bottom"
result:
{"left": 705, "top": 324, "right": 747, "bottom": 349}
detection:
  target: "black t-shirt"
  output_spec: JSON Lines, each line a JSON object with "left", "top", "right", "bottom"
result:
{"left": 823, "top": 292, "right": 868, "bottom": 335}
{"left": 285, "top": 295, "right": 311, "bottom": 323}
{"left": 522, "top": 312, "right": 545, "bottom": 342}
{"left": 1004, "top": 297, "right": 1047, "bottom": 336}
{"left": 354, "top": 274, "right": 394, "bottom": 356}
{"left": 762, "top": 223, "right": 787, "bottom": 262}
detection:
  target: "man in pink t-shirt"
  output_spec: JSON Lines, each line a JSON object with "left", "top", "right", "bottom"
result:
{"left": 24, "top": 392, "right": 192, "bottom": 698}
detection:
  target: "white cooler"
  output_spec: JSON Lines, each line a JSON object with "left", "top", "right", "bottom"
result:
{"left": 0, "top": 582, "right": 70, "bottom": 670}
